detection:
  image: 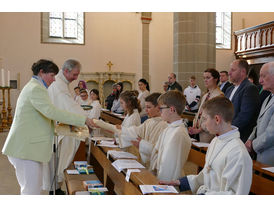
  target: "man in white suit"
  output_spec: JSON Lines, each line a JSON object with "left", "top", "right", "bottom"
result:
{"left": 245, "top": 62, "right": 274, "bottom": 166}
{"left": 43, "top": 59, "right": 87, "bottom": 194}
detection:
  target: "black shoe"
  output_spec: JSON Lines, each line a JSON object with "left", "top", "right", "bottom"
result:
{"left": 49, "top": 189, "right": 66, "bottom": 195}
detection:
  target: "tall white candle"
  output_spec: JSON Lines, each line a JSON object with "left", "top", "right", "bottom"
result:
{"left": 7, "top": 70, "right": 10, "bottom": 87}
{"left": 1, "top": 69, "right": 4, "bottom": 87}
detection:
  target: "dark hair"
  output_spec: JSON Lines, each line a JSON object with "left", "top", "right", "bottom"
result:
{"left": 90, "top": 89, "right": 100, "bottom": 102}
{"left": 74, "top": 86, "right": 80, "bottom": 90}
{"left": 117, "top": 82, "right": 124, "bottom": 92}
{"left": 202, "top": 96, "right": 234, "bottom": 123}
{"left": 119, "top": 90, "right": 141, "bottom": 115}
{"left": 80, "top": 89, "right": 87, "bottom": 94}
{"left": 248, "top": 68, "right": 259, "bottom": 85}
{"left": 31, "top": 59, "right": 59, "bottom": 75}
{"left": 138, "top": 78, "right": 150, "bottom": 91}
{"left": 132, "top": 90, "right": 139, "bottom": 97}
{"left": 145, "top": 92, "right": 162, "bottom": 106}
{"left": 78, "top": 80, "right": 87, "bottom": 89}
{"left": 237, "top": 59, "right": 249, "bottom": 74}
{"left": 220, "top": 71, "right": 229, "bottom": 76}
{"left": 171, "top": 73, "right": 176, "bottom": 79}
{"left": 204, "top": 68, "right": 220, "bottom": 85}
{"left": 158, "top": 90, "right": 186, "bottom": 115}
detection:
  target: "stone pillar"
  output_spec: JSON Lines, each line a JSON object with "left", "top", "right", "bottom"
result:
{"left": 173, "top": 12, "right": 216, "bottom": 92}
{"left": 141, "top": 12, "right": 152, "bottom": 82}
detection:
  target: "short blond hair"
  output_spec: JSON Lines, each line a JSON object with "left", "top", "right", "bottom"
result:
{"left": 158, "top": 90, "right": 186, "bottom": 115}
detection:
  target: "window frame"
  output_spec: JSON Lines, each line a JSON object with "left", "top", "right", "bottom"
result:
{"left": 216, "top": 12, "right": 232, "bottom": 50}
{"left": 41, "top": 12, "right": 85, "bottom": 45}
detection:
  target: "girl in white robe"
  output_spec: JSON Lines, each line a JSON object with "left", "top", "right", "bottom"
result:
{"left": 92, "top": 91, "right": 141, "bottom": 147}
{"left": 88, "top": 89, "right": 102, "bottom": 120}
{"left": 137, "top": 78, "right": 150, "bottom": 119}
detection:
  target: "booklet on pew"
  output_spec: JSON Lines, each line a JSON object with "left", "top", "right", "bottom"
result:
{"left": 139, "top": 185, "right": 178, "bottom": 194}
{"left": 107, "top": 150, "right": 137, "bottom": 160}
{"left": 83, "top": 180, "right": 103, "bottom": 190}
{"left": 77, "top": 166, "right": 94, "bottom": 174}
{"left": 112, "top": 159, "right": 145, "bottom": 172}
{"left": 97, "top": 140, "right": 119, "bottom": 148}
{"left": 90, "top": 136, "right": 114, "bottom": 142}
{"left": 74, "top": 161, "right": 88, "bottom": 168}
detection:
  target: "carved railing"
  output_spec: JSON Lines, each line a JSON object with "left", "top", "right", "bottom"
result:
{"left": 234, "top": 21, "right": 274, "bottom": 59}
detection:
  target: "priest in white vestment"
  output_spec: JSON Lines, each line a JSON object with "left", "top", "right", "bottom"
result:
{"left": 43, "top": 59, "right": 87, "bottom": 193}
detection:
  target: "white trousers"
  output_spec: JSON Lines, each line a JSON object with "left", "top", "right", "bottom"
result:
{"left": 8, "top": 156, "right": 42, "bottom": 195}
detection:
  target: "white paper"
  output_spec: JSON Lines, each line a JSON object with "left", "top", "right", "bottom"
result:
{"left": 139, "top": 185, "right": 178, "bottom": 194}
{"left": 101, "top": 108, "right": 109, "bottom": 111}
{"left": 90, "top": 136, "right": 114, "bottom": 142}
{"left": 75, "top": 191, "right": 90, "bottom": 195}
{"left": 111, "top": 159, "right": 145, "bottom": 172}
{"left": 190, "top": 138, "right": 197, "bottom": 142}
{"left": 192, "top": 142, "right": 210, "bottom": 148}
{"left": 107, "top": 150, "right": 137, "bottom": 160}
{"left": 66, "top": 169, "right": 80, "bottom": 175}
{"left": 262, "top": 167, "right": 274, "bottom": 173}
{"left": 125, "top": 169, "right": 141, "bottom": 182}
{"left": 97, "top": 141, "right": 119, "bottom": 148}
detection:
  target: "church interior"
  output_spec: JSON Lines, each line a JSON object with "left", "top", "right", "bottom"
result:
{"left": 0, "top": 10, "right": 274, "bottom": 196}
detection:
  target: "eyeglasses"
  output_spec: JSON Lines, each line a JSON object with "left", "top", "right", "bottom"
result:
{"left": 80, "top": 95, "right": 87, "bottom": 97}
{"left": 159, "top": 106, "right": 170, "bottom": 111}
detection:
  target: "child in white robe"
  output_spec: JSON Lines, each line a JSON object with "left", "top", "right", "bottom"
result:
{"left": 160, "top": 96, "right": 253, "bottom": 195}
{"left": 120, "top": 93, "right": 168, "bottom": 167}
{"left": 88, "top": 89, "right": 102, "bottom": 120}
{"left": 150, "top": 90, "right": 191, "bottom": 181}
{"left": 91, "top": 91, "right": 141, "bottom": 147}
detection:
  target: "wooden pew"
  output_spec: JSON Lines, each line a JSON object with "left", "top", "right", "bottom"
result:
{"left": 89, "top": 143, "right": 162, "bottom": 195}
{"left": 100, "top": 110, "right": 124, "bottom": 125}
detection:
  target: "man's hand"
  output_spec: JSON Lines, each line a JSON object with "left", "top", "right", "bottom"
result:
{"left": 245, "top": 140, "right": 253, "bottom": 153}
{"left": 159, "top": 180, "right": 180, "bottom": 186}
{"left": 131, "top": 137, "right": 141, "bottom": 148}
{"left": 85, "top": 118, "right": 99, "bottom": 128}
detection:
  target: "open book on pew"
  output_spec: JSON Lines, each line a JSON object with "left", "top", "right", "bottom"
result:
{"left": 139, "top": 185, "right": 178, "bottom": 194}
{"left": 112, "top": 159, "right": 145, "bottom": 172}
{"left": 55, "top": 123, "right": 90, "bottom": 141}
{"left": 107, "top": 150, "right": 137, "bottom": 160}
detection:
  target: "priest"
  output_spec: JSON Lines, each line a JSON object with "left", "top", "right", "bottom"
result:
{"left": 43, "top": 59, "right": 87, "bottom": 194}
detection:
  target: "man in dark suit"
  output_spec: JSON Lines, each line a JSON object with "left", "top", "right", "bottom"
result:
{"left": 167, "top": 73, "right": 183, "bottom": 91}
{"left": 245, "top": 62, "right": 274, "bottom": 166}
{"left": 225, "top": 59, "right": 260, "bottom": 143}
{"left": 219, "top": 70, "right": 233, "bottom": 93}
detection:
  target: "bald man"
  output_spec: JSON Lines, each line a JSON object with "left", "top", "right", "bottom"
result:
{"left": 167, "top": 73, "right": 183, "bottom": 92}
{"left": 245, "top": 62, "right": 274, "bottom": 166}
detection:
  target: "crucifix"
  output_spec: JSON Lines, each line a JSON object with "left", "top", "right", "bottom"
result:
{"left": 107, "top": 61, "right": 114, "bottom": 72}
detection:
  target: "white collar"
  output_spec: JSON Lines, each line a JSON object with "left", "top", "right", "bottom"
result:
{"left": 57, "top": 71, "right": 70, "bottom": 84}
{"left": 168, "top": 119, "right": 183, "bottom": 127}
{"left": 217, "top": 126, "right": 239, "bottom": 140}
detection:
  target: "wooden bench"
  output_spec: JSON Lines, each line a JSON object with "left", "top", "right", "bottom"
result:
{"left": 89, "top": 143, "right": 162, "bottom": 195}
{"left": 64, "top": 165, "right": 101, "bottom": 195}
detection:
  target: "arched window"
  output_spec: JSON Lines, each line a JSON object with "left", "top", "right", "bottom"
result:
{"left": 41, "top": 12, "right": 84, "bottom": 44}
{"left": 216, "top": 12, "right": 231, "bottom": 49}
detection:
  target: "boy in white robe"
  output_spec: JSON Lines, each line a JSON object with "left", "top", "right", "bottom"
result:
{"left": 150, "top": 90, "right": 191, "bottom": 181}
{"left": 121, "top": 93, "right": 168, "bottom": 167}
{"left": 160, "top": 96, "right": 253, "bottom": 195}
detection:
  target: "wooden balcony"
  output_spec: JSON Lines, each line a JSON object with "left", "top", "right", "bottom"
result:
{"left": 234, "top": 21, "right": 274, "bottom": 63}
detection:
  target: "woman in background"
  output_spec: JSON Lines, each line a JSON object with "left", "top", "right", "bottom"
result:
{"left": 188, "top": 68, "right": 223, "bottom": 143}
{"left": 138, "top": 78, "right": 150, "bottom": 123}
